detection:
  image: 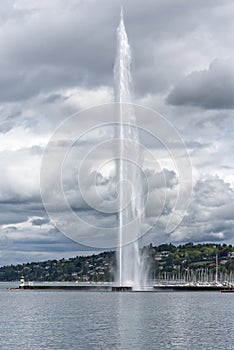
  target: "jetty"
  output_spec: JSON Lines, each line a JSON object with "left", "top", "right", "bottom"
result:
{"left": 9, "top": 277, "right": 233, "bottom": 292}
{"left": 153, "top": 284, "right": 229, "bottom": 292}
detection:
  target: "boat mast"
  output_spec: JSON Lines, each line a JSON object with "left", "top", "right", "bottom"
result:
{"left": 215, "top": 254, "right": 218, "bottom": 284}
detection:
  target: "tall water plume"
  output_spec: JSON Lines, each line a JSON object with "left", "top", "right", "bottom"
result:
{"left": 114, "top": 8, "right": 146, "bottom": 289}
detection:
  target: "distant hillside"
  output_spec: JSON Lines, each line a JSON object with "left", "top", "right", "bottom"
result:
{"left": 1, "top": 243, "right": 234, "bottom": 282}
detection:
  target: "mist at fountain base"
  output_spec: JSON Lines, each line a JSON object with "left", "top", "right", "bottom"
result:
{"left": 116, "top": 241, "right": 149, "bottom": 291}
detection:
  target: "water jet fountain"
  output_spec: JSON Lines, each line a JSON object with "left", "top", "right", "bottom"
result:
{"left": 113, "top": 8, "right": 147, "bottom": 291}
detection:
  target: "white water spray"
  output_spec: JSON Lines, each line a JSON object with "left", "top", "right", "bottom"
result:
{"left": 114, "top": 8, "right": 146, "bottom": 289}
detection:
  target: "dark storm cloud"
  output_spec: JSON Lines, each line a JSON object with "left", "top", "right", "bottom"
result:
{"left": 171, "top": 176, "right": 234, "bottom": 242}
{"left": 167, "top": 59, "right": 234, "bottom": 109}
{"left": 0, "top": 202, "right": 44, "bottom": 226}
{"left": 0, "top": 1, "right": 115, "bottom": 102}
{"left": 0, "top": 226, "right": 97, "bottom": 266}
{"left": 31, "top": 217, "right": 50, "bottom": 226}
{"left": 44, "top": 93, "right": 68, "bottom": 104}
{"left": 0, "top": 0, "right": 229, "bottom": 102}
{"left": 145, "top": 168, "right": 177, "bottom": 190}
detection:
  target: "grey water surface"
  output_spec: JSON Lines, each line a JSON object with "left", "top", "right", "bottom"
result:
{"left": 0, "top": 283, "right": 233, "bottom": 350}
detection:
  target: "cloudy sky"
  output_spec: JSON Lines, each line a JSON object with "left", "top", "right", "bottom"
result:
{"left": 0, "top": 0, "right": 234, "bottom": 265}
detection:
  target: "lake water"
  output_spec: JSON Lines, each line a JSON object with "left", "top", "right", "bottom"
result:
{"left": 0, "top": 283, "right": 233, "bottom": 349}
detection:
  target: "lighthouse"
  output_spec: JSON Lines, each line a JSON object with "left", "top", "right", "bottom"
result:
{"left": 19, "top": 276, "right": 25, "bottom": 289}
